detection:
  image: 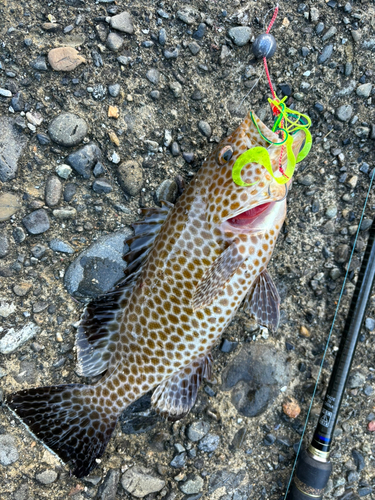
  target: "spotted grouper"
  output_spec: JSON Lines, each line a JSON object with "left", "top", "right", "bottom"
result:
{"left": 6, "top": 111, "right": 306, "bottom": 477}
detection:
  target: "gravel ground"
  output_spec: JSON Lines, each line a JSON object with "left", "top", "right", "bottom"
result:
{"left": 1, "top": 0, "right": 375, "bottom": 499}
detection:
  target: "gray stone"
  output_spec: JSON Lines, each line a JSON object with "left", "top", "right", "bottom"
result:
{"left": 13, "top": 227, "right": 26, "bottom": 244}
{"left": 322, "top": 26, "right": 337, "bottom": 41}
{"left": 48, "top": 113, "right": 88, "bottom": 147}
{"left": 92, "top": 179, "right": 113, "bottom": 194}
{"left": 121, "top": 466, "right": 165, "bottom": 498}
{"left": 348, "top": 372, "right": 366, "bottom": 389}
{"left": 0, "top": 117, "right": 28, "bottom": 182}
{"left": 170, "top": 142, "right": 180, "bottom": 157}
{"left": 198, "top": 120, "right": 211, "bottom": 138}
{"left": 64, "top": 229, "right": 132, "bottom": 299}
{"left": 64, "top": 183, "right": 77, "bottom": 202}
{"left": 336, "top": 104, "right": 353, "bottom": 122}
{"left": 108, "top": 83, "right": 121, "bottom": 97}
{"left": 159, "top": 28, "right": 167, "bottom": 46}
{"left": 187, "top": 421, "right": 210, "bottom": 442}
{"left": 228, "top": 26, "right": 252, "bottom": 47}
{"left": 334, "top": 244, "right": 349, "bottom": 264}
{"left": 67, "top": 143, "right": 102, "bottom": 178}
{"left": 146, "top": 68, "right": 160, "bottom": 85}
{"left": 31, "top": 56, "right": 48, "bottom": 71}
{"left": 188, "top": 41, "right": 201, "bottom": 55}
{"left": 53, "top": 208, "right": 76, "bottom": 219}
{"left": 22, "top": 209, "right": 50, "bottom": 235}
{"left": 116, "top": 160, "right": 143, "bottom": 196}
{"left": 97, "top": 469, "right": 121, "bottom": 500}
{"left": 31, "top": 244, "right": 47, "bottom": 259}
{"left": 180, "top": 475, "right": 204, "bottom": 494}
{"left": 337, "top": 80, "right": 356, "bottom": 97}
{"left": 0, "top": 300, "right": 16, "bottom": 318}
{"left": 0, "top": 234, "right": 9, "bottom": 258}
{"left": 155, "top": 179, "right": 178, "bottom": 204}
{"left": 49, "top": 238, "right": 74, "bottom": 254}
{"left": 35, "top": 470, "right": 58, "bottom": 485}
{"left": 45, "top": 176, "right": 62, "bottom": 207}
{"left": 170, "top": 452, "right": 186, "bottom": 468}
{"left": 0, "top": 88, "right": 12, "bottom": 97}
{"left": 93, "top": 162, "right": 106, "bottom": 177}
{"left": 355, "top": 126, "right": 370, "bottom": 139}
{"left": 56, "top": 164, "right": 72, "bottom": 179}
{"left": 164, "top": 48, "right": 179, "bottom": 59}
{"left": 198, "top": 433, "right": 220, "bottom": 452}
{"left": 92, "top": 84, "right": 107, "bottom": 101}
{"left": 318, "top": 44, "right": 333, "bottom": 64}
{"left": 298, "top": 174, "right": 315, "bottom": 186}
{"left": 325, "top": 205, "right": 337, "bottom": 218}
{"left": 0, "top": 323, "right": 40, "bottom": 354}
{"left": 11, "top": 92, "right": 24, "bottom": 112}
{"left": 107, "top": 32, "right": 124, "bottom": 51}
{"left": 109, "top": 11, "right": 134, "bottom": 34}
{"left": 356, "top": 83, "right": 372, "bottom": 97}
{"left": 169, "top": 81, "right": 182, "bottom": 98}
{"left": 177, "top": 6, "right": 197, "bottom": 25}
{"left": 365, "top": 318, "right": 375, "bottom": 331}
{"left": 0, "top": 435, "right": 19, "bottom": 465}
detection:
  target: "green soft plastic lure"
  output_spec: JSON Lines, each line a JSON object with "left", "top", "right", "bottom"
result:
{"left": 232, "top": 96, "right": 312, "bottom": 187}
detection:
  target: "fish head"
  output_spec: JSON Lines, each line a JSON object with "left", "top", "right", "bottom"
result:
{"left": 203, "top": 111, "right": 306, "bottom": 235}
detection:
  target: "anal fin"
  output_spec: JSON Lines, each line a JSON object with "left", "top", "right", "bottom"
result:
{"left": 151, "top": 354, "right": 213, "bottom": 421}
{"left": 242, "top": 269, "right": 280, "bottom": 332}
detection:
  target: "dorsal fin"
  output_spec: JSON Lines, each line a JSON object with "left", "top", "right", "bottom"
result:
{"left": 76, "top": 203, "right": 172, "bottom": 378}
{"left": 151, "top": 354, "right": 213, "bottom": 421}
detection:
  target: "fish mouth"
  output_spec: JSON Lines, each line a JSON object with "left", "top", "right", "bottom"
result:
{"left": 226, "top": 201, "right": 275, "bottom": 228}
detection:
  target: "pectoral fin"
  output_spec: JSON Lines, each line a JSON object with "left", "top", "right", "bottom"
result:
{"left": 193, "top": 242, "right": 244, "bottom": 310}
{"left": 243, "top": 269, "right": 280, "bottom": 332}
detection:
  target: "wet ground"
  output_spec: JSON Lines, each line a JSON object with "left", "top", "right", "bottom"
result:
{"left": 0, "top": 0, "right": 375, "bottom": 499}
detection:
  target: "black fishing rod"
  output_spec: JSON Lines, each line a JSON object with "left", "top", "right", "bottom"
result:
{"left": 286, "top": 215, "right": 375, "bottom": 499}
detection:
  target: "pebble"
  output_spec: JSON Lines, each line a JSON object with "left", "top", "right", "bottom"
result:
{"left": 346, "top": 175, "right": 358, "bottom": 189}
{"left": 109, "top": 11, "right": 134, "bottom": 33}
{"left": 183, "top": 152, "right": 194, "bottom": 163}
{"left": 155, "top": 179, "right": 178, "bottom": 204}
{"left": 198, "top": 120, "right": 211, "bottom": 138}
{"left": 36, "top": 133, "right": 50, "bottom": 145}
{"left": 170, "top": 81, "right": 182, "bottom": 98}
{"left": 0, "top": 300, "right": 16, "bottom": 317}
{"left": 64, "top": 183, "right": 77, "bottom": 202}
{"left": 56, "top": 164, "right": 72, "bottom": 179}
{"left": 180, "top": 475, "right": 204, "bottom": 494}
{"left": 97, "top": 469, "right": 120, "bottom": 500}
{"left": 49, "top": 113, "right": 88, "bottom": 146}
{"left": 177, "top": 7, "right": 197, "bottom": 25}
{"left": 121, "top": 466, "right": 165, "bottom": 497}
{"left": 0, "top": 88, "right": 12, "bottom": 97}
{"left": 365, "top": 318, "right": 375, "bottom": 331}
{"left": 146, "top": 68, "right": 160, "bottom": 85}
{"left": 159, "top": 28, "right": 167, "bottom": 46}
{"left": 318, "top": 44, "right": 333, "bottom": 64}
{"left": 48, "top": 47, "right": 86, "bottom": 71}
{"left": 352, "top": 449, "right": 365, "bottom": 471}
{"left": 0, "top": 322, "right": 40, "bottom": 354}
{"left": 67, "top": 143, "right": 101, "bottom": 178}
{"left": 13, "top": 282, "right": 32, "bottom": 297}
{"left": 0, "top": 193, "right": 21, "bottom": 222}
{"left": 325, "top": 205, "right": 338, "bottom": 218}
{"left": 228, "top": 26, "right": 252, "bottom": 47}
{"left": 92, "top": 84, "right": 107, "bottom": 101}
{"left": 0, "top": 435, "right": 19, "bottom": 466}
{"left": 231, "top": 427, "right": 247, "bottom": 450}
{"left": 170, "top": 453, "right": 186, "bottom": 468}
{"left": 187, "top": 421, "right": 210, "bottom": 442}
{"left": 336, "top": 105, "right": 353, "bottom": 122}
{"left": 106, "top": 32, "right": 124, "bottom": 51}
{"left": 322, "top": 26, "right": 337, "bottom": 41}
{"left": 367, "top": 421, "right": 375, "bottom": 432}
{"left": 13, "top": 227, "right": 26, "bottom": 244}
{"left": 356, "top": 83, "right": 372, "bottom": 98}
{"left": 198, "top": 434, "right": 220, "bottom": 452}
{"left": 22, "top": 209, "right": 50, "bottom": 235}
{"left": 108, "top": 83, "right": 121, "bottom": 97}
{"left": 189, "top": 42, "right": 201, "bottom": 55}
{"left": 35, "top": 470, "right": 58, "bottom": 485}
{"left": 93, "top": 179, "right": 113, "bottom": 194}
{"left": 0, "top": 117, "right": 28, "bottom": 182}
{"left": 45, "top": 176, "right": 62, "bottom": 207}
{"left": 116, "top": 160, "right": 143, "bottom": 196}
{"left": 348, "top": 372, "right": 366, "bottom": 389}
{"left": 150, "top": 90, "right": 160, "bottom": 100}
{"left": 53, "top": 208, "right": 76, "bottom": 219}
{"left": 11, "top": 92, "right": 24, "bottom": 112}
{"left": 264, "top": 434, "right": 276, "bottom": 446}
{"left": 31, "top": 244, "right": 47, "bottom": 259}
{"left": 49, "top": 238, "right": 74, "bottom": 254}
{"left": 355, "top": 126, "right": 370, "bottom": 139}
{"left": 31, "top": 56, "right": 48, "bottom": 72}
{"left": 193, "top": 23, "right": 206, "bottom": 40}
{"left": 282, "top": 396, "right": 301, "bottom": 418}
{"left": 93, "top": 162, "right": 106, "bottom": 177}
{"left": 164, "top": 48, "right": 179, "bottom": 59}
{"left": 64, "top": 229, "right": 132, "bottom": 298}
{"left": 300, "top": 326, "right": 310, "bottom": 337}
{"left": 298, "top": 174, "right": 314, "bottom": 186}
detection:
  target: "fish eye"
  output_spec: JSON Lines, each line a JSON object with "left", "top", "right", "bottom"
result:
{"left": 217, "top": 145, "right": 233, "bottom": 165}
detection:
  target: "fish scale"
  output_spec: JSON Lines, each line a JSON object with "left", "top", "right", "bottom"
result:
{"left": 6, "top": 111, "right": 305, "bottom": 478}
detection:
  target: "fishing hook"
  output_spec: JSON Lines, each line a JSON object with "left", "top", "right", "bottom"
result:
{"left": 268, "top": 182, "right": 288, "bottom": 202}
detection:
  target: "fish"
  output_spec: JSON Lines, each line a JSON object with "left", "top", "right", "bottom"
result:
{"left": 5, "top": 110, "right": 305, "bottom": 478}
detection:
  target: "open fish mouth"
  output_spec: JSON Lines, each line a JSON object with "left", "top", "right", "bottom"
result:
{"left": 227, "top": 201, "right": 275, "bottom": 228}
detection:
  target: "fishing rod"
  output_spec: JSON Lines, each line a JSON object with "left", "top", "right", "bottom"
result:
{"left": 286, "top": 212, "right": 375, "bottom": 499}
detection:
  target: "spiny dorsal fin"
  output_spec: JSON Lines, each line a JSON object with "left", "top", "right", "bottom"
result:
{"left": 76, "top": 202, "right": 172, "bottom": 378}
{"left": 192, "top": 242, "right": 245, "bottom": 310}
{"left": 242, "top": 269, "right": 280, "bottom": 332}
{"left": 151, "top": 353, "right": 213, "bottom": 421}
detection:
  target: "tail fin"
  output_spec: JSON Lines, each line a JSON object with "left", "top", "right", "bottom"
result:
{"left": 6, "top": 384, "right": 118, "bottom": 478}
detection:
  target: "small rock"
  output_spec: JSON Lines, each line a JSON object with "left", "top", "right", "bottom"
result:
{"left": 56, "top": 164, "right": 72, "bottom": 180}
{"left": 264, "top": 433, "right": 276, "bottom": 446}
{"left": 0, "top": 322, "right": 40, "bottom": 353}
{"left": 92, "top": 84, "right": 107, "bottom": 101}
{"left": 155, "top": 179, "right": 178, "bottom": 204}
{"left": 164, "top": 48, "right": 179, "bottom": 59}
{"left": 228, "top": 26, "right": 252, "bottom": 47}
{"left": 93, "top": 162, "right": 106, "bottom": 177}
{"left": 106, "top": 32, "right": 124, "bottom": 51}
{"left": 92, "top": 179, "right": 113, "bottom": 194}
{"left": 322, "top": 26, "right": 337, "bottom": 41}
{"left": 367, "top": 421, "right": 375, "bottom": 432}
{"left": 0, "top": 88, "right": 12, "bottom": 97}
{"left": 31, "top": 56, "right": 48, "bottom": 71}
{"left": 169, "top": 81, "right": 182, "bottom": 98}
{"left": 97, "top": 469, "right": 120, "bottom": 500}
{"left": 36, "top": 133, "right": 50, "bottom": 145}
{"left": 188, "top": 42, "right": 201, "bottom": 55}
{"left": 110, "top": 11, "right": 134, "bottom": 34}
{"left": 325, "top": 205, "right": 337, "bottom": 218}
{"left": 336, "top": 105, "right": 353, "bottom": 122}
{"left": 53, "top": 208, "right": 77, "bottom": 220}
{"left": 348, "top": 372, "right": 366, "bottom": 389}
{"left": 22, "top": 209, "right": 50, "bottom": 235}
{"left": 108, "top": 106, "right": 119, "bottom": 119}
{"left": 193, "top": 23, "right": 206, "bottom": 40}
{"left": 64, "top": 183, "right": 77, "bottom": 202}
{"left": 180, "top": 475, "right": 204, "bottom": 495}
{"left": 116, "top": 160, "right": 143, "bottom": 197}
{"left": 170, "top": 453, "right": 186, "bottom": 468}
{"left": 146, "top": 68, "right": 160, "bottom": 85}
{"left": 13, "top": 283, "right": 33, "bottom": 297}
{"left": 158, "top": 28, "right": 167, "bottom": 46}
{"left": 49, "top": 238, "right": 74, "bottom": 254}
{"left": 346, "top": 175, "right": 358, "bottom": 189}
{"left": 298, "top": 174, "right": 314, "bottom": 186}
{"left": 45, "top": 176, "right": 62, "bottom": 207}
{"left": 35, "top": 470, "right": 58, "bottom": 485}
{"left": 67, "top": 143, "right": 101, "bottom": 178}
{"left": 0, "top": 300, "right": 16, "bottom": 318}
{"left": 108, "top": 83, "right": 121, "bottom": 97}
{"left": 282, "top": 396, "right": 301, "bottom": 419}
{"left": 48, "top": 47, "right": 86, "bottom": 71}
{"left": 356, "top": 83, "right": 372, "bottom": 98}
{"left": 13, "top": 227, "right": 26, "bottom": 244}
{"left": 31, "top": 244, "right": 47, "bottom": 259}
{"left": 121, "top": 466, "right": 165, "bottom": 498}
{"left": 0, "top": 234, "right": 9, "bottom": 258}
{"left": 318, "top": 44, "right": 333, "bottom": 64}
{"left": 355, "top": 126, "right": 370, "bottom": 140}
{"left": 187, "top": 421, "right": 210, "bottom": 442}
{"left": 177, "top": 7, "right": 197, "bottom": 25}
{"left": 198, "top": 120, "right": 211, "bottom": 138}
{"left": 11, "top": 92, "right": 25, "bottom": 112}
{"left": 352, "top": 449, "right": 365, "bottom": 471}
{"left": 0, "top": 193, "right": 21, "bottom": 222}
{"left": 0, "top": 435, "right": 19, "bottom": 465}
{"left": 0, "top": 117, "right": 28, "bottom": 182}
{"left": 198, "top": 434, "right": 220, "bottom": 452}
{"left": 299, "top": 326, "right": 310, "bottom": 337}
{"left": 49, "top": 113, "right": 88, "bottom": 147}
{"left": 365, "top": 318, "right": 375, "bottom": 331}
